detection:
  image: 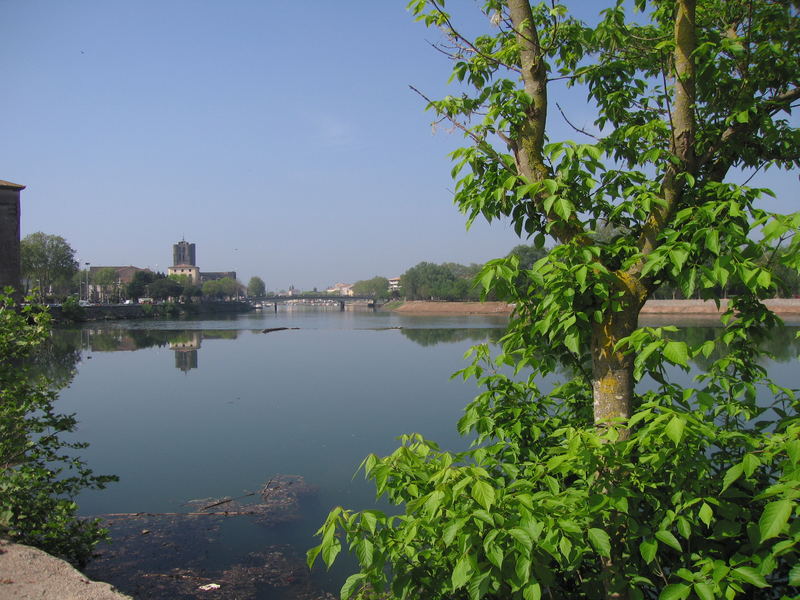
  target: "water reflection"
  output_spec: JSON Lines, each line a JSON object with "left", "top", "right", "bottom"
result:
{"left": 57, "top": 327, "right": 241, "bottom": 373}
{"left": 399, "top": 327, "right": 504, "bottom": 347}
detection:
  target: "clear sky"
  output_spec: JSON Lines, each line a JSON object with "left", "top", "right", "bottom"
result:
{"left": 2, "top": 1, "right": 796, "bottom": 290}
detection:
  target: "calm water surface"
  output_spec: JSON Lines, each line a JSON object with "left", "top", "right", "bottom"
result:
{"left": 47, "top": 308, "right": 799, "bottom": 598}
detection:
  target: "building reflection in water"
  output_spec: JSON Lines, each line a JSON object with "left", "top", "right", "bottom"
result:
{"left": 75, "top": 328, "right": 240, "bottom": 373}
{"left": 170, "top": 332, "right": 201, "bottom": 373}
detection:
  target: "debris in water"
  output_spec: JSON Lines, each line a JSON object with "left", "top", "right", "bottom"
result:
{"left": 84, "top": 475, "right": 331, "bottom": 600}
{"left": 198, "top": 583, "right": 221, "bottom": 591}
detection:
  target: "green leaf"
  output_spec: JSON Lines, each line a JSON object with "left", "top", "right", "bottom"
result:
{"left": 732, "top": 566, "right": 769, "bottom": 588}
{"left": 485, "top": 541, "right": 504, "bottom": 568}
{"left": 472, "top": 480, "right": 495, "bottom": 510}
{"left": 758, "top": 500, "right": 793, "bottom": 543}
{"left": 789, "top": 563, "right": 800, "bottom": 586}
{"left": 341, "top": 573, "right": 367, "bottom": 600}
{"left": 655, "top": 529, "right": 683, "bottom": 552}
{"left": 306, "top": 544, "right": 322, "bottom": 569}
{"left": 664, "top": 341, "right": 689, "bottom": 366}
{"left": 665, "top": 415, "right": 686, "bottom": 445}
{"left": 587, "top": 528, "right": 611, "bottom": 557}
{"left": 693, "top": 582, "right": 714, "bottom": 600}
{"left": 444, "top": 518, "right": 467, "bottom": 546}
{"left": 355, "top": 538, "right": 374, "bottom": 568}
{"left": 659, "top": 583, "right": 690, "bottom": 600}
{"left": 705, "top": 230, "right": 720, "bottom": 255}
{"left": 452, "top": 554, "right": 473, "bottom": 590}
{"left": 522, "top": 582, "right": 542, "bottom": 600}
{"left": 639, "top": 538, "right": 657, "bottom": 564}
{"left": 742, "top": 453, "right": 760, "bottom": 477}
{"left": 699, "top": 503, "right": 713, "bottom": 527}
{"left": 510, "top": 528, "right": 533, "bottom": 551}
{"left": 552, "top": 197, "right": 574, "bottom": 220}
{"left": 722, "top": 463, "right": 744, "bottom": 492}
{"left": 321, "top": 536, "right": 341, "bottom": 567}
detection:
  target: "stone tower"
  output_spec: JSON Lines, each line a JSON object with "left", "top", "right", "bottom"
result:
{"left": 173, "top": 240, "right": 196, "bottom": 266}
{"left": 0, "top": 180, "right": 25, "bottom": 298}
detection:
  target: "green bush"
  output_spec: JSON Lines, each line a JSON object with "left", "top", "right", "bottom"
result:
{"left": 60, "top": 296, "right": 85, "bottom": 322}
{"left": 0, "top": 291, "right": 116, "bottom": 566}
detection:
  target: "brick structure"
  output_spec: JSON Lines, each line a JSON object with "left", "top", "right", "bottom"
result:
{"left": 0, "top": 180, "right": 25, "bottom": 298}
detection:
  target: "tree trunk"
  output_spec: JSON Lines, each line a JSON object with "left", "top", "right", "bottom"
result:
{"left": 591, "top": 274, "right": 647, "bottom": 433}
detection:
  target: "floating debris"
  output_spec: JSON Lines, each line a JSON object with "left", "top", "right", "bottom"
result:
{"left": 84, "top": 475, "right": 331, "bottom": 600}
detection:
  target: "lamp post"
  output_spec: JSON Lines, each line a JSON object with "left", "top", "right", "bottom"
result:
{"left": 85, "top": 262, "right": 90, "bottom": 302}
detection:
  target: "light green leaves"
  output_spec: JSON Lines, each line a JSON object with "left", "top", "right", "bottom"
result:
{"left": 472, "top": 479, "right": 496, "bottom": 510}
{"left": 732, "top": 566, "right": 769, "bottom": 588}
{"left": 659, "top": 583, "right": 690, "bottom": 600}
{"left": 587, "top": 528, "right": 611, "bottom": 557}
{"left": 340, "top": 573, "right": 367, "bottom": 600}
{"left": 640, "top": 538, "right": 658, "bottom": 564}
{"left": 451, "top": 554, "right": 474, "bottom": 590}
{"left": 758, "top": 500, "right": 793, "bottom": 542}
{"left": 665, "top": 415, "right": 687, "bottom": 446}
{"left": 663, "top": 341, "right": 689, "bottom": 367}
{"left": 655, "top": 530, "right": 683, "bottom": 553}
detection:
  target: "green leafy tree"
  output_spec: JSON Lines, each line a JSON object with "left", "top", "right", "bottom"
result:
{"left": 0, "top": 291, "right": 116, "bottom": 566}
{"left": 20, "top": 232, "right": 78, "bottom": 300}
{"left": 91, "top": 267, "right": 118, "bottom": 304}
{"left": 202, "top": 279, "right": 222, "bottom": 299}
{"left": 352, "top": 276, "right": 390, "bottom": 298}
{"left": 247, "top": 276, "right": 266, "bottom": 297}
{"left": 149, "top": 277, "right": 183, "bottom": 301}
{"left": 126, "top": 270, "right": 156, "bottom": 301}
{"left": 310, "top": 2, "right": 800, "bottom": 599}
{"left": 202, "top": 278, "right": 240, "bottom": 300}
{"left": 401, "top": 262, "right": 481, "bottom": 300}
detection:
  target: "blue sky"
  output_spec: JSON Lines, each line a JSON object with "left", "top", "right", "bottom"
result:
{"left": 1, "top": 1, "right": 796, "bottom": 290}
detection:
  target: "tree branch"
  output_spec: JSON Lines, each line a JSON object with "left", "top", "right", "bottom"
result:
{"left": 631, "top": 0, "right": 697, "bottom": 280}
{"left": 700, "top": 87, "right": 800, "bottom": 181}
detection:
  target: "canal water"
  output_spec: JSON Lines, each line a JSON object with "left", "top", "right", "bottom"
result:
{"left": 45, "top": 308, "right": 799, "bottom": 599}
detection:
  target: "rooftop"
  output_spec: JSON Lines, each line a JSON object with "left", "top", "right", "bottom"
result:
{"left": 0, "top": 179, "right": 25, "bottom": 190}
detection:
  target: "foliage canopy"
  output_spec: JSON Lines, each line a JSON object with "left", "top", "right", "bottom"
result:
{"left": 310, "top": 1, "right": 800, "bottom": 599}
{"left": 20, "top": 232, "right": 78, "bottom": 301}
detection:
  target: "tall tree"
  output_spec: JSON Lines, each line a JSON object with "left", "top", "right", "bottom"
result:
{"left": 311, "top": 2, "right": 800, "bottom": 599}
{"left": 247, "top": 276, "right": 266, "bottom": 297}
{"left": 125, "top": 270, "right": 156, "bottom": 301}
{"left": 91, "top": 268, "right": 118, "bottom": 304}
{"left": 352, "top": 276, "right": 389, "bottom": 297}
{"left": 20, "top": 232, "right": 78, "bottom": 300}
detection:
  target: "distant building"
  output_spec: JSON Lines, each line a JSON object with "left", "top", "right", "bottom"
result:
{"left": 326, "top": 282, "right": 353, "bottom": 296}
{"left": 0, "top": 179, "right": 25, "bottom": 298}
{"left": 168, "top": 265, "right": 200, "bottom": 284}
{"left": 166, "top": 239, "right": 235, "bottom": 288}
{"left": 388, "top": 277, "right": 401, "bottom": 292}
{"left": 168, "top": 239, "right": 200, "bottom": 284}
{"left": 89, "top": 265, "right": 151, "bottom": 284}
{"left": 200, "top": 271, "right": 236, "bottom": 283}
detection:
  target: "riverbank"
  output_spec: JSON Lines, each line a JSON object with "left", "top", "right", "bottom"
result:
{"left": 0, "top": 539, "right": 131, "bottom": 599}
{"left": 50, "top": 301, "right": 253, "bottom": 323}
{"left": 389, "top": 298, "right": 800, "bottom": 317}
